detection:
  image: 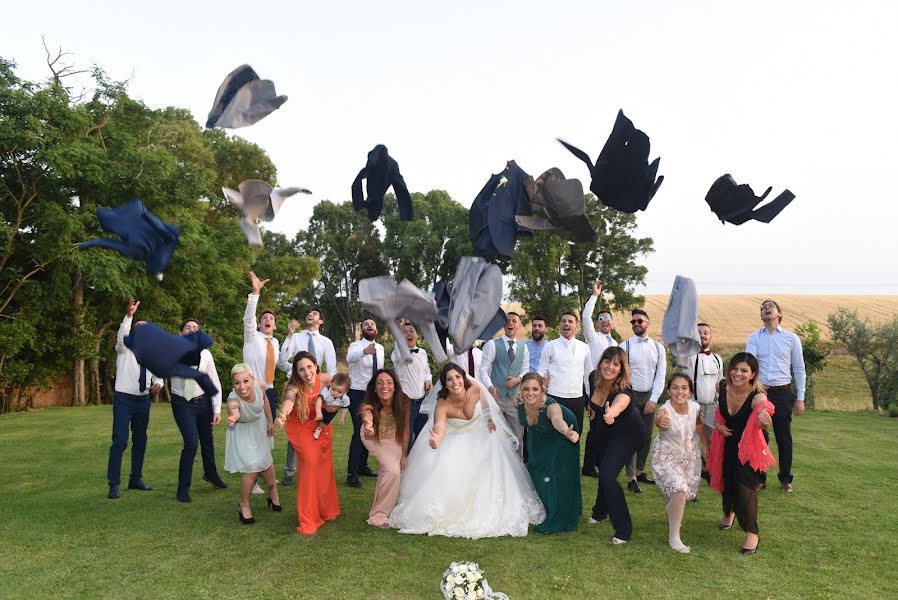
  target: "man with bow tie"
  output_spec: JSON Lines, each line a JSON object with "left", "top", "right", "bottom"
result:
{"left": 390, "top": 322, "right": 433, "bottom": 444}
{"left": 678, "top": 323, "right": 723, "bottom": 441}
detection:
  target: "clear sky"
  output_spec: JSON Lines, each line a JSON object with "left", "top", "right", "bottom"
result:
{"left": 4, "top": 1, "right": 897, "bottom": 294}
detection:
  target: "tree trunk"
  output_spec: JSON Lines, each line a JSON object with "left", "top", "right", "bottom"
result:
{"left": 72, "top": 266, "right": 85, "bottom": 406}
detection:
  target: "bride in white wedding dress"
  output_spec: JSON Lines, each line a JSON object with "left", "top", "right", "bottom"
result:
{"left": 389, "top": 363, "right": 545, "bottom": 538}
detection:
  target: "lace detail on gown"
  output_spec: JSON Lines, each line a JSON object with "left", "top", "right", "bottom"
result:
{"left": 389, "top": 403, "right": 545, "bottom": 538}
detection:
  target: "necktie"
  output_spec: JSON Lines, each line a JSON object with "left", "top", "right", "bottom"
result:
{"left": 607, "top": 335, "right": 614, "bottom": 346}
{"left": 306, "top": 332, "right": 315, "bottom": 354}
{"left": 507, "top": 340, "right": 515, "bottom": 363}
{"left": 372, "top": 346, "right": 379, "bottom": 376}
{"left": 265, "top": 336, "right": 275, "bottom": 386}
{"left": 467, "top": 349, "right": 475, "bottom": 377}
{"left": 138, "top": 363, "right": 147, "bottom": 393}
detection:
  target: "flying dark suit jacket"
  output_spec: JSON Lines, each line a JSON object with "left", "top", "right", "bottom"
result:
{"left": 351, "top": 144, "right": 413, "bottom": 221}
{"left": 468, "top": 160, "right": 530, "bottom": 259}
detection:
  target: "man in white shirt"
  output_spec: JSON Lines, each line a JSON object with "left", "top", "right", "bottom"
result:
{"left": 279, "top": 306, "right": 338, "bottom": 486}
{"left": 480, "top": 312, "right": 529, "bottom": 455}
{"left": 622, "top": 308, "right": 666, "bottom": 493}
{"left": 391, "top": 322, "right": 433, "bottom": 442}
{"left": 345, "top": 316, "right": 385, "bottom": 487}
{"left": 746, "top": 298, "right": 807, "bottom": 493}
{"left": 538, "top": 312, "right": 592, "bottom": 434}
{"left": 170, "top": 318, "right": 226, "bottom": 503}
{"left": 447, "top": 341, "right": 484, "bottom": 384}
{"left": 242, "top": 271, "right": 289, "bottom": 415}
{"left": 281, "top": 307, "right": 338, "bottom": 376}
{"left": 678, "top": 323, "right": 722, "bottom": 441}
{"left": 107, "top": 297, "right": 163, "bottom": 500}
{"left": 582, "top": 280, "right": 618, "bottom": 367}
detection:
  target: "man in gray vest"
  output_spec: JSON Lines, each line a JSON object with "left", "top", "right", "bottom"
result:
{"left": 479, "top": 312, "right": 529, "bottom": 456}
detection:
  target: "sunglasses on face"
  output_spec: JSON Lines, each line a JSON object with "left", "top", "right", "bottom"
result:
{"left": 630, "top": 319, "right": 647, "bottom": 325}
{"left": 597, "top": 316, "right": 612, "bottom": 322}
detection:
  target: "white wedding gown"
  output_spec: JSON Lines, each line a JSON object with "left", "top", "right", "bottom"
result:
{"left": 389, "top": 383, "right": 545, "bottom": 538}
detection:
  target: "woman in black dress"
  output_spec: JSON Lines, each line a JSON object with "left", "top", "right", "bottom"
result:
{"left": 716, "top": 352, "right": 771, "bottom": 554}
{"left": 586, "top": 346, "right": 645, "bottom": 545}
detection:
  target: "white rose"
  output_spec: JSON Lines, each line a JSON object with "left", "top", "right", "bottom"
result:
{"left": 476, "top": 589, "right": 485, "bottom": 598}
{"left": 452, "top": 564, "right": 462, "bottom": 574}
{"left": 458, "top": 564, "right": 468, "bottom": 573}
{"left": 454, "top": 575, "right": 464, "bottom": 585}
{"left": 453, "top": 588, "right": 464, "bottom": 600}
{"left": 466, "top": 572, "right": 478, "bottom": 583}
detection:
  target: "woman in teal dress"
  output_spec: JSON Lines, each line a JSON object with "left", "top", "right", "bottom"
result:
{"left": 518, "top": 372, "right": 582, "bottom": 533}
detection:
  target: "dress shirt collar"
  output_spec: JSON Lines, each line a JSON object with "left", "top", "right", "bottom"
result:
{"left": 501, "top": 335, "right": 516, "bottom": 345}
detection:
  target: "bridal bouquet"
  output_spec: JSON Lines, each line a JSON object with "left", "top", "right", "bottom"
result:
{"left": 440, "top": 562, "right": 508, "bottom": 600}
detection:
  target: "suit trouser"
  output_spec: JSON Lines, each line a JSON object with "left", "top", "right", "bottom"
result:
{"left": 409, "top": 398, "right": 427, "bottom": 449}
{"left": 626, "top": 390, "right": 654, "bottom": 477}
{"left": 347, "top": 388, "right": 370, "bottom": 475}
{"left": 767, "top": 386, "right": 795, "bottom": 484}
{"left": 107, "top": 392, "right": 151, "bottom": 486}
{"left": 171, "top": 394, "right": 219, "bottom": 497}
{"left": 497, "top": 393, "right": 524, "bottom": 457}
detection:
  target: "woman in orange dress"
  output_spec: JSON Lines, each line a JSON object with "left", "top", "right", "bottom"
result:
{"left": 274, "top": 351, "right": 339, "bottom": 534}
{"left": 359, "top": 369, "right": 410, "bottom": 528}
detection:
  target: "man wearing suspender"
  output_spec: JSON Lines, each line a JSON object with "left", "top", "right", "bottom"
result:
{"left": 678, "top": 323, "right": 722, "bottom": 441}
{"left": 622, "top": 308, "right": 666, "bottom": 493}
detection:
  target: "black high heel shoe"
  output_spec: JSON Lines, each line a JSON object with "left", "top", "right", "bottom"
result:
{"left": 741, "top": 539, "right": 760, "bottom": 555}
{"left": 238, "top": 505, "right": 255, "bottom": 525}
{"left": 267, "top": 496, "right": 282, "bottom": 512}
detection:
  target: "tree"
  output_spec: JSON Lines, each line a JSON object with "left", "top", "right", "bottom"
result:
{"left": 294, "top": 200, "right": 387, "bottom": 346}
{"left": 381, "top": 190, "right": 474, "bottom": 288}
{"left": 0, "top": 55, "right": 313, "bottom": 412}
{"left": 794, "top": 320, "right": 832, "bottom": 409}
{"left": 510, "top": 193, "right": 653, "bottom": 321}
{"left": 827, "top": 308, "right": 898, "bottom": 411}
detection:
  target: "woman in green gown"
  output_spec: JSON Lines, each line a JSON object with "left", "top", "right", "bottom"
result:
{"left": 518, "top": 372, "right": 582, "bottom": 533}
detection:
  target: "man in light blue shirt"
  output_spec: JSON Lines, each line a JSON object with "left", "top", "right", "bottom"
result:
{"left": 745, "top": 299, "right": 806, "bottom": 493}
{"left": 522, "top": 315, "right": 548, "bottom": 373}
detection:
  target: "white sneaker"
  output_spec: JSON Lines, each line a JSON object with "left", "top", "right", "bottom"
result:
{"left": 611, "top": 537, "right": 628, "bottom": 545}
{"left": 251, "top": 482, "right": 264, "bottom": 495}
{"left": 587, "top": 517, "right": 600, "bottom": 524}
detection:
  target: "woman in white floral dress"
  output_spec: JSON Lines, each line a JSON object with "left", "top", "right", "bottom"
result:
{"left": 651, "top": 373, "right": 710, "bottom": 553}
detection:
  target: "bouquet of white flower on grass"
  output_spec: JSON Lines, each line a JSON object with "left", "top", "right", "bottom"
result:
{"left": 440, "top": 561, "right": 508, "bottom": 600}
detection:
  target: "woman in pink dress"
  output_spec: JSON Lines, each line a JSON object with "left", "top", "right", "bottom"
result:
{"left": 359, "top": 369, "right": 410, "bottom": 528}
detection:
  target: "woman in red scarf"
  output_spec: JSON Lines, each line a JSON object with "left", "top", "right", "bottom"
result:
{"left": 275, "top": 352, "right": 340, "bottom": 534}
{"left": 707, "top": 352, "right": 773, "bottom": 555}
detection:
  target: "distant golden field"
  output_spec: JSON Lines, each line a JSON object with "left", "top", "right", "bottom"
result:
{"left": 506, "top": 295, "right": 898, "bottom": 348}
{"left": 503, "top": 295, "right": 898, "bottom": 412}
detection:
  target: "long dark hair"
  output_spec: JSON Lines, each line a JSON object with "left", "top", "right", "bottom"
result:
{"left": 437, "top": 362, "right": 471, "bottom": 401}
{"left": 361, "top": 368, "right": 409, "bottom": 446}
{"left": 284, "top": 351, "right": 319, "bottom": 422}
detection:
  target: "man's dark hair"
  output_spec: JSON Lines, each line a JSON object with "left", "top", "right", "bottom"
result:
{"left": 531, "top": 315, "right": 547, "bottom": 325}
{"left": 560, "top": 311, "right": 579, "bottom": 323}
{"left": 631, "top": 308, "right": 648, "bottom": 319}
{"left": 260, "top": 309, "right": 277, "bottom": 321}
{"left": 697, "top": 322, "right": 712, "bottom": 330}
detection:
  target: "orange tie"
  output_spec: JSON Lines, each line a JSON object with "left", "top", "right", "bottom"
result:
{"left": 266, "top": 336, "right": 275, "bottom": 386}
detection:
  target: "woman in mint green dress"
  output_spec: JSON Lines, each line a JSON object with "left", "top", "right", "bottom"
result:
{"left": 518, "top": 372, "right": 582, "bottom": 533}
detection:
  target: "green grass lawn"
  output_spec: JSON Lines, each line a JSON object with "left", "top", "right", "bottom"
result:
{"left": 1, "top": 405, "right": 896, "bottom": 600}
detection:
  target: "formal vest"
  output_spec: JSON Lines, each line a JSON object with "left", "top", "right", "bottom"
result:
{"left": 490, "top": 338, "right": 524, "bottom": 399}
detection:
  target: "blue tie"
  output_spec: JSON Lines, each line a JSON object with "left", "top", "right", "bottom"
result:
{"left": 372, "top": 348, "right": 379, "bottom": 375}
{"left": 138, "top": 364, "right": 147, "bottom": 393}
{"left": 306, "top": 332, "right": 315, "bottom": 355}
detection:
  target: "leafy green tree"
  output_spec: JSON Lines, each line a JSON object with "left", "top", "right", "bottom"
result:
{"left": 827, "top": 308, "right": 898, "bottom": 411}
{"left": 294, "top": 200, "right": 387, "bottom": 346}
{"left": 381, "top": 190, "right": 474, "bottom": 288}
{"left": 510, "top": 193, "right": 653, "bottom": 322}
{"left": 794, "top": 320, "right": 832, "bottom": 409}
